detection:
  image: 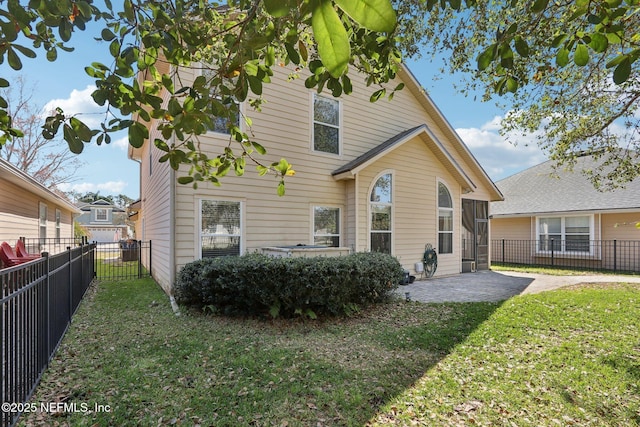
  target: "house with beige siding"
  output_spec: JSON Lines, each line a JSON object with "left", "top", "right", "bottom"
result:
{"left": 491, "top": 154, "right": 640, "bottom": 271}
{"left": 0, "top": 158, "right": 79, "bottom": 262}
{"left": 129, "top": 63, "right": 503, "bottom": 293}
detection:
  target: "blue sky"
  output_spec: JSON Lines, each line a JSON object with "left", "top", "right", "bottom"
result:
{"left": 6, "top": 23, "right": 548, "bottom": 201}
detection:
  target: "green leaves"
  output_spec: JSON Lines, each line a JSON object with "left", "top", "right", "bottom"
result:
{"left": 334, "top": 0, "right": 397, "bottom": 33}
{"left": 311, "top": 0, "right": 397, "bottom": 78}
{"left": 311, "top": 0, "right": 351, "bottom": 78}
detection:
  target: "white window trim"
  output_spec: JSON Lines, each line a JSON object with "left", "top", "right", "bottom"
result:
{"left": 199, "top": 65, "right": 244, "bottom": 136}
{"left": 196, "top": 198, "right": 245, "bottom": 259}
{"left": 535, "top": 214, "right": 595, "bottom": 255}
{"left": 95, "top": 208, "right": 108, "bottom": 222}
{"left": 437, "top": 180, "right": 454, "bottom": 255}
{"left": 39, "top": 202, "right": 48, "bottom": 240}
{"left": 311, "top": 205, "right": 342, "bottom": 247}
{"left": 55, "top": 209, "right": 61, "bottom": 241}
{"left": 310, "top": 92, "right": 342, "bottom": 157}
{"left": 368, "top": 170, "right": 394, "bottom": 254}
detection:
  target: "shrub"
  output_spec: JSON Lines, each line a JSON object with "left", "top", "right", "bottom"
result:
{"left": 174, "top": 252, "right": 404, "bottom": 318}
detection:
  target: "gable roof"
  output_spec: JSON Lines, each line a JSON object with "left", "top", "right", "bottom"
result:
{"left": 77, "top": 199, "right": 125, "bottom": 212}
{"left": 332, "top": 124, "right": 477, "bottom": 193}
{"left": 0, "top": 158, "right": 80, "bottom": 213}
{"left": 491, "top": 154, "right": 640, "bottom": 217}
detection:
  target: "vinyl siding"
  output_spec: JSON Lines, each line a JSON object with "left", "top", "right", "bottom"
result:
{"left": 137, "top": 123, "right": 174, "bottom": 293}
{"left": 0, "top": 179, "right": 74, "bottom": 244}
{"left": 145, "top": 63, "right": 497, "bottom": 289}
{"left": 356, "top": 136, "right": 464, "bottom": 276}
{"left": 601, "top": 212, "right": 640, "bottom": 240}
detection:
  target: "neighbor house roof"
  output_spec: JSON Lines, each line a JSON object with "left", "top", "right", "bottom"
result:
{"left": 491, "top": 154, "right": 640, "bottom": 217}
{"left": 0, "top": 158, "right": 80, "bottom": 213}
{"left": 76, "top": 199, "right": 125, "bottom": 212}
{"left": 332, "top": 124, "right": 477, "bottom": 194}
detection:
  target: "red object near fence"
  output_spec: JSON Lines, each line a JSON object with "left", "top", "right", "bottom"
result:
{"left": 0, "top": 241, "right": 29, "bottom": 267}
{"left": 15, "top": 239, "right": 41, "bottom": 260}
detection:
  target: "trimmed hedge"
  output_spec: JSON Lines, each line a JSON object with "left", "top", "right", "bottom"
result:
{"left": 174, "top": 252, "right": 404, "bottom": 317}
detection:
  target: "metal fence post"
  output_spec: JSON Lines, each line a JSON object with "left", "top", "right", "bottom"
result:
{"left": 42, "top": 252, "right": 51, "bottom": 364}
{"left": 67, "top": 247, "right": 72, "bottom": 324}
{"left": 138, "top": 240, "right": 142, "bottom": 278}
{"left": 613, "top": 240, "right": 617, "bottom": 273}
{"left": 550, "top": 238, "right": 555, "bottom": 267}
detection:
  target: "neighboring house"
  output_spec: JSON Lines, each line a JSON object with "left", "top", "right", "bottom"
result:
{"left": 129, "top": 63, "right": 503, "bottom": 293}
{"left": 491, "top": 154, "right": 640, "bottom": 271}
{"left": 75, "top": 199, "right": 129, "bottom": 243}
{"left": 0, "top": 158, "right": 79, "bottom": 260}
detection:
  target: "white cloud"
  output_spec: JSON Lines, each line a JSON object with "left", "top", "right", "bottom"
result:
{"left": 456, "top": 116, "right": 548, "bottom": 181}
{"left": 42, "top": 85, "right": 104, "bottom": 128}
{"left": 112, "top": 135, "right": 129, "bottom": 151}
{"left": 58, "top": 180, "right": 129, "bottom": 195}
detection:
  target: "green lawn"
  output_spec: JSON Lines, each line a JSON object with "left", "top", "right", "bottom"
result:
{"left": 20, "top": 277, "right": 640, "bottom": 426}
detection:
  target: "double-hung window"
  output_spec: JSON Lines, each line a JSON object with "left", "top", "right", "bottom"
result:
{"left": 202, "top": 68, "right": 240, "bottom": 134}
{"left": 55, "top": 209, "right": 61, "bottom": 242}
{"left": 438, "top": 182, "right": 453, "bottom": 254}
{"left": 313, "top": 207, "right": 340, "bottom": 247}
{"left": 370, "top": 173, "right": 392, "bottom": 254}
{"left": 39, "top": 202, "right": 47, "bottom": 242}
{"left": 200, "top": 200, "right": 242, "bottom": 258}
{"left": 95, "top": 208, "right": 108, "bottom": 222}
{"left": 313, "top": 94, "right": 340, "bottom": 155}
{"left": 538, "top": 215, "right": 592, "bottom": 253}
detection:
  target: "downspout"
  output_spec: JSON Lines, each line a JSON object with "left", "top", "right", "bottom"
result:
{"left": 168, "top": 66, "right": 180, "bottom": 315}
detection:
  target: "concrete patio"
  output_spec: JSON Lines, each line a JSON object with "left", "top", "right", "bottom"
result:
{"left": 396, "top": 270, "right": 640, "bottom": 303}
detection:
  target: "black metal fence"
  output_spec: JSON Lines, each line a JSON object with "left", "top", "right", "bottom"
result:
{"left": 492, "top": 239, "right": 640, "bottom": 273}
{"left": 93, "top": 240, "right": 152, "bottom": 281}
{"left": 1, "top": 243, "right": 96, "bottom": 427}
{"left": 18, "top": 238, "right": 152, "bottom": 281}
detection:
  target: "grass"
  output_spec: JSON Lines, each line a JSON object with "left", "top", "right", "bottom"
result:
{"left": 491, "top": 263, "right": 640, "bottom": 276}
{"left": 20, "top": 277, "right": 640, "bottom": 426}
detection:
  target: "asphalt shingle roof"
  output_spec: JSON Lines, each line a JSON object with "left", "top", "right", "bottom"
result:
{"left": 491, "top": 154, "right": 640, "bottom": 216}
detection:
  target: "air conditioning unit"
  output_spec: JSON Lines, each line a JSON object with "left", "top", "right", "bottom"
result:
{"left": 462, "top": 261, "right": 476, "bottom": 273}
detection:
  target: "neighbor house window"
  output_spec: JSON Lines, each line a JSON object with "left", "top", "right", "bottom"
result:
{"left": 95, "top": 208, "right": 108, "bottom": 221}
{"left": 370, "top": 173, "right": 392, "bottom": 254}
{"left": 55, "top": 209, "right": 61, "bottom": 242}
{"left": 313, "top": 207, "right": 340, "bottom": 247}
{"left": 202, "top": 68, "right": 240, "bottom": 134}
{"left": 200, "top": 200, "right": 242, "bottom": 258}
{"left": 313, "top": 94, "right": 340, "bottom": 154}
{"left": 438, "top": 182, "right": 453, "bottom": 254}
{"left": 538, "top": 215, "right": 593, "bottom": 253}
{"left": 39, "top": 202, "right": 47, "bottom": 242}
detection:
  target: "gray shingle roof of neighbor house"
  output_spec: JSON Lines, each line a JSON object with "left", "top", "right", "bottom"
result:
{"left": 491, "top": 154, "right": 640, "bottom": 217}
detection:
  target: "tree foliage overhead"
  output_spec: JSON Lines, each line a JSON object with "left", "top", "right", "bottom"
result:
{"left": 0, "top": 76, "right": 84, "bottom": 189}
{"left": 0, "top": 0, "right": 639, "bottom": 192}
{"left": 396, "top": 0, "right": 640, "bottom": 188}
{"left": 0, "top": 0, "right": 401, "bottom": 194}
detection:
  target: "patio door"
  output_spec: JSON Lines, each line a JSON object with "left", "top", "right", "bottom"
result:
{"left": 462, "top": 199, "right": 489, "bottom": 270}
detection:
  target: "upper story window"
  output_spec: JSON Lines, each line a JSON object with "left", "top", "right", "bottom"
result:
{"left": 313, "top": 94, "right": 340, "bottom": 155}
{"left": 313, "top": 206, "right": 341, "bottom": 247}
{"left": 537, "top": 215, "right": 593, "bottom": 253}
{"left": 370, "top": 173, "right": 393, "bottom": 254}
{"left": 202, "top": 68, "right": 240, "bottom": 135}
{"left": 438, "top": 182, "right": 453, "bottom": 254}
{"left": 95, "top": 208, "right": 108, "bottom": 222}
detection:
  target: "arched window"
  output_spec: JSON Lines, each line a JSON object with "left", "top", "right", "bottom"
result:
{"left": 370, "top": 173, "right": 392, "bottom": 254}
{"left": 438, "top": 182, "right": 453, "bottom": 254}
